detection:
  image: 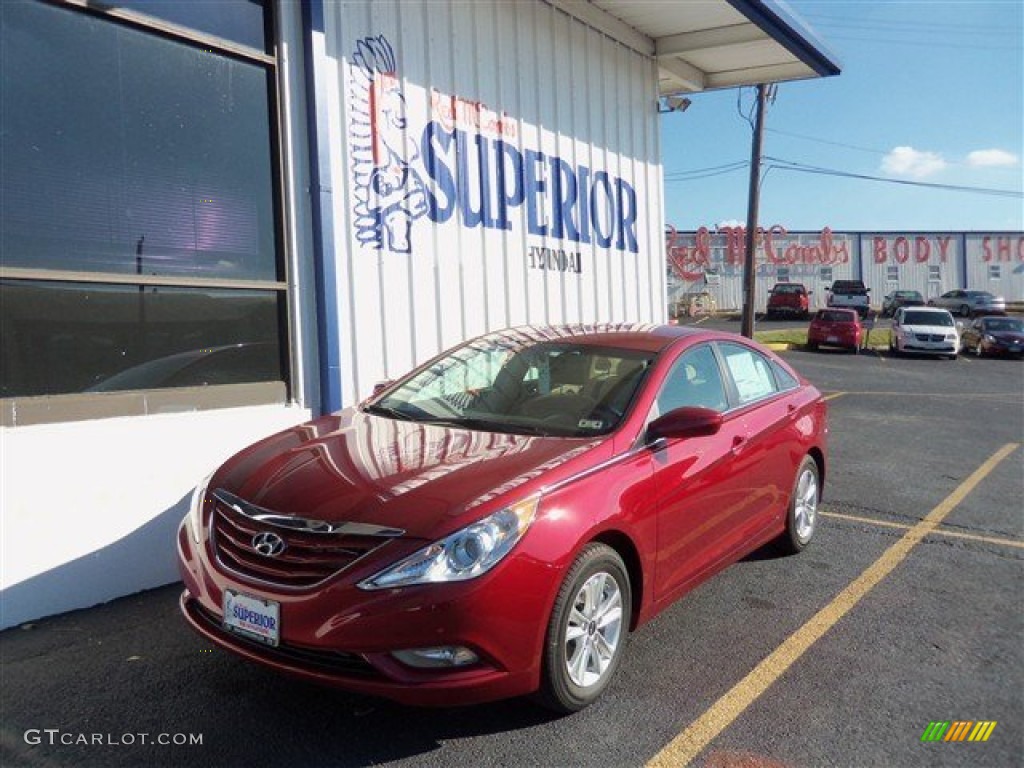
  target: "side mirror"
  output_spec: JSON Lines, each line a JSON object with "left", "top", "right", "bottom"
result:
{"left": 648, "top": 406, "right": 723, "bottom": 443}
{"left": 372, "top": 380, "right": 395, "bottom": 396}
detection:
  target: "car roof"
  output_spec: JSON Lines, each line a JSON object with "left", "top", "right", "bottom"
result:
{"left": 901, "top": 306, "right": 951, "bottom": 315}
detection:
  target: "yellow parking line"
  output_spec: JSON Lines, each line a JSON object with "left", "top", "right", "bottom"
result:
{"left": 823, "top": 392, "right": 845, "bottom": 402}
{"left": 645, "top": 442, "right": 1019, "bottom": 768}
{"left": 822, "top": 510, "right": 1024, "bottom": 550}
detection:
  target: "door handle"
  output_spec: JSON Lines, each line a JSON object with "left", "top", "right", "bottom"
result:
{"left": 731, "top": 435, "right": 746, "bottom": 453}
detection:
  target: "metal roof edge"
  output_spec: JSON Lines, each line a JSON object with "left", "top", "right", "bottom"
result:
{"left": 726, "top": 0, "right": 842, "bottom": 78}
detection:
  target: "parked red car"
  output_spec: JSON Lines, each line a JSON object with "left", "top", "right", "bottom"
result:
{"left": 807, "top": 309, "right": 863, "bottom": 353}
{"left": 177, "top": 325, "right": 828, "bottom": 711}
{"left": 766, "top": 282, "right": 811, "bottom": 319}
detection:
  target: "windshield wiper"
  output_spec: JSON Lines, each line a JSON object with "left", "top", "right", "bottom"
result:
{"left": 418, "top": 416, "right": 550, "bottom": 436}
{"left": 363, "top": 403, "right": 416, "bottom": 421}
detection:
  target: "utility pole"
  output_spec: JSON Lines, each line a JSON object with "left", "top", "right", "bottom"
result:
{"left": 741, "top": 84, "right": 767, "bottom": 339}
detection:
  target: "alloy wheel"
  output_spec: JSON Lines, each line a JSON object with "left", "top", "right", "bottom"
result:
{"left": 564, "top": 571, "right": 623, "bottom": 688}
{"left": 793, "top": 466, "right": 818, "bottom": 542}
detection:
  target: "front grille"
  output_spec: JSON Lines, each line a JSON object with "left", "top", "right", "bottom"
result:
{"left": 915, "top": 333, "right": 947, "bottom": 342}
{"left": 188, "top": 599, "right": 379, "bottom": 677}
{"left": 210, "top": 489, "right": 403, "bottom": 589}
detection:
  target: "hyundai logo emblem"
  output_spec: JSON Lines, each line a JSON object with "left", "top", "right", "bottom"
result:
{"left": 252, "top": 531, "right": 286, "bottom": 557}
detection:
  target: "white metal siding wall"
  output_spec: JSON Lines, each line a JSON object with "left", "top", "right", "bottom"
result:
{"left": 965, "top": 234, "right": 1024, "bottom": 300}
{"left": 666, "top": 228, "right": 856, "bottom": 312}
{"left": 860, "top": 233, "right": 963, "bottom": 301}
{"left": 316, "top": 0, "right": 664, "bottom": 406}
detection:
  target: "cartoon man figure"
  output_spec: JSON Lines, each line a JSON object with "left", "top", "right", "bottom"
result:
{"left": 368, "top": 81, "right": 427, "bottom": 253}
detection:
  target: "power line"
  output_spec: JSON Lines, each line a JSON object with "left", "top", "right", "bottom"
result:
{"left": 765, "top": 128, "right": 887, "bottom": 155}
{"left": 664, "top": 160, "right": 748, "bottom": 179}
{"left": 763, "top": 156, "right": 1023, "bottom": 198}
{"left": 664, "top": 164, "right": 750, "bottom": 183}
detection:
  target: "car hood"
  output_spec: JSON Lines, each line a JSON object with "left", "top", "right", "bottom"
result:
{"left": 901, "top": 323, "right": 956, "bottom": 334}
{"left": 988, "top": 330, "right": 1024, "bottom": 343}
{"left": 213, "top": 409, "right": 607, "bottom": 540}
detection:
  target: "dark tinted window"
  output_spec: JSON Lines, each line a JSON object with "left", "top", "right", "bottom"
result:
{"left": 101, "top": 1, "right": 269, "bottom": 51}
{"left": 1, "top": 1, "right": 279, "bottom": 280}
{"left": 1, "top": 281, "right": 284, "bottom": 397}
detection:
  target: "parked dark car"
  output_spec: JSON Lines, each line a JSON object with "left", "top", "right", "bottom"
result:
{"left": 881, "top": 289, "right": 925, "bottom": 317}
{"left": 960, "top": 316, "right": 1024, "bottom": 358}
{"left": 928, "top": 289, "right": 1006, "bottom": 317}
{"left": 177, "top": 324, "right": 828, "bottom": 712}
{"left": 766, "top": 282, "right": 811, "bottom": 319}
{"left": 807, "top": 309, "right": 863, "bottom": 353}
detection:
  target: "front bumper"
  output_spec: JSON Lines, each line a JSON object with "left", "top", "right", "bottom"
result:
{"left": 176, "top": 520, "right": 554, "bottom": 706}
{"left": 896, "top": 339, "right": 957, "bottom": 355}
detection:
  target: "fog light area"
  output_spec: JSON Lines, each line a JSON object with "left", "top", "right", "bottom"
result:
{"left": 392, "top": 646, "right": 479, "bottom": 668}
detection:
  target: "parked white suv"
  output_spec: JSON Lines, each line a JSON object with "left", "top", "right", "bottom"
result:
{"left": 889, "top": 306, "right": 959, "bottom": 359}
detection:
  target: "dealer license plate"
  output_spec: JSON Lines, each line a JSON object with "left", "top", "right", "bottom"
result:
{"left": 223, "top": 590, "right": 280, "bottom": 647}
{"left": 827, "top": 335, "right": 839, "bottom": 343}
{"left": 1010, "top": 345, "right": 1020, "bottom": 352}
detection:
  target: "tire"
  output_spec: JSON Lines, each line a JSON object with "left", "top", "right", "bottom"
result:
{"left": 777, "top": 456, "right": 820, "bottom": 555}
{"left": 960, "top": 304, "right": 971, "bottom": 318}
{"left": 538, "top": 543, "right": 631, "bottom": 714}
{"left": 807, "top": 341, "right": 818, "bottom": 351}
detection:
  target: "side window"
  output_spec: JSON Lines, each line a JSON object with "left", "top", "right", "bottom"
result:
{"left": 771, "top": 361, "right": 799, "bottom": 390}
{"left": 718, "top": 343, "right": 778, "bottom": 405}
{"left": 653, "top": 345, "right": 728, "bottom": 418}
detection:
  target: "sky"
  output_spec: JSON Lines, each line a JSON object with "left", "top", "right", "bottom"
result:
{"left": 660, "top": 0, "right": 1024, "bottom": 233}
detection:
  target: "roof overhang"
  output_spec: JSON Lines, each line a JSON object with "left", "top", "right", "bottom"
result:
{"left": 548, "top": 0, "right": 841, "bottom": 95}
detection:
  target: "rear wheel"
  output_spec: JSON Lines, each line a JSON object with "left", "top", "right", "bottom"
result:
{"left": 778, "top": 456, "right": 819, "bottom": 555}
{"left": 960, "top": 304, "right": 971, "bottom": 318}
{"left": 538, "top": 544, "right": 630, "bottom": 714}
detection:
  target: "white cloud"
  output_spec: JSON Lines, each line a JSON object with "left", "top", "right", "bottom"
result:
{"left": 966, "top": 149, "right": 1019, "bottom": 168}
{"left": 881, "top": 146, "right": 947, "bottom": 179}
{"left": 716, "top": 218, "right": 743, "bottom": 229}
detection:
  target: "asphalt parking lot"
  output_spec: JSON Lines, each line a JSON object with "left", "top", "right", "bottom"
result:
{"left": 2, "top": 329, "right": 1021, "bottom": 768}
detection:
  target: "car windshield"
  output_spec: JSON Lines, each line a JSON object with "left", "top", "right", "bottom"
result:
{"left": 832, "top": 282, "right": 866, "bottom": 294}
{"left": 983, "top": 317, "right": 1023, "bottom": 332}
{"left": 368, "top": 338, "right": 656, "bottom": 437}
{"left": 903, "top": 311, "right": 953, "bottom": 327}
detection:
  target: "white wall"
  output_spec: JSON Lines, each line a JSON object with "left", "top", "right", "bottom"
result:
{"left": 314, "top": 0, "right": 665, "bottom": 406}
{"left": 860, "top": 233, "right": 963, "bottom": 301}
{"left": 965, "top": 234, "right": 1024, "bottom": 300}
{"left": 666, "top": 226, "right": 857, "bottom": 312}
{"left": 0, "top": 405, "right": 309, "bottom": 629}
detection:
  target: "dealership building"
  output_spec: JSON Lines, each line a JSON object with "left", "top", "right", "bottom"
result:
{"left": 666, "top": 226, "right": 1024, "bottom": 313}
{"left": 0, "top": 0, "right": 839, "bottom": 628}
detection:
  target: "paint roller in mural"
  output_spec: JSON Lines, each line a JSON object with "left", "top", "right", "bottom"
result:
{"left": 348, "top": 35, "right": 641, "bottom": 259}
{"left": 349, "top": 36, "right": 427, "bottom": 254}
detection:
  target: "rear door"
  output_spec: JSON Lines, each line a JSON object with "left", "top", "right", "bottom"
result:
{"left": 713, "top": 342, "right": 798, "bottom": 543}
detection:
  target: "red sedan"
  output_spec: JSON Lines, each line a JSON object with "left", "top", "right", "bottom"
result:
{"left": 807, "top": 308, "right": 863, "bottom": 353}
{"left": 177, "top": 325, "right": 828, "bottom": 712}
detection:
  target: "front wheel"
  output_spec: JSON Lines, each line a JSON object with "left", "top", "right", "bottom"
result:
{"left": 538, "top": 544, "right": 631, "bottom": 714}
{"left": 960, "top": 304, "right": 971, "bottom": 318}
{"left": 777, "top": 456, "right": 820, "bottom": 555}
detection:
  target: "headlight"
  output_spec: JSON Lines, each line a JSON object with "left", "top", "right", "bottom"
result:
{"left": 983, "top": 334, "right": 996, "bottom": 343}
{"left": 358, "top": 496, "right": 540, "bottom": 590}
{"left": 187, "top": 470, "right": 216, "bottom": 544}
